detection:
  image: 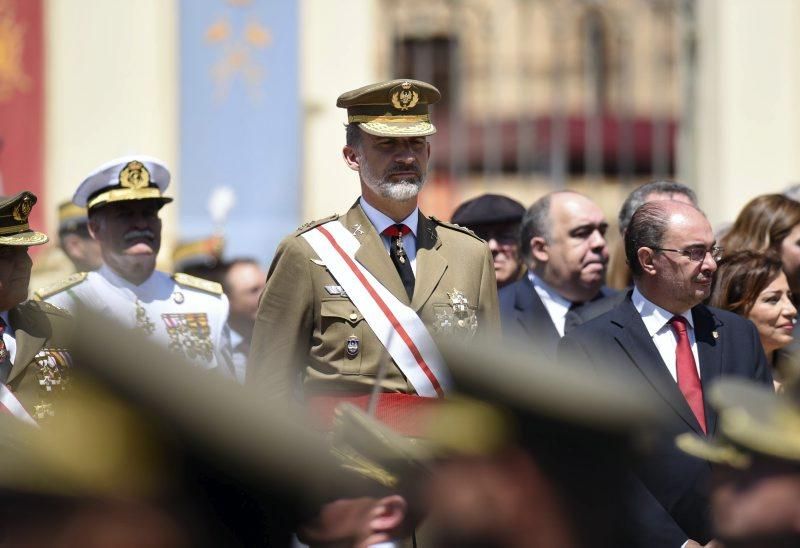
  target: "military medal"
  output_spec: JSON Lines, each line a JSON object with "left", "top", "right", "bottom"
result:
{"left": 135, "top": 299, "right": 156, "bottom": 335}
{"left": 433, "top": 289, "right": 478, "bottom": 337}
{"left": 162, "top": 313, "right": 214, "bottom": 362}
{"left": 0, "top": 348, "right": 8, "bottom": 362}
{"left": 395, "top": 237, "right": 407, "bottom": 264}
{"left": 346, "top": 335, "right": 360, "bottom": 358}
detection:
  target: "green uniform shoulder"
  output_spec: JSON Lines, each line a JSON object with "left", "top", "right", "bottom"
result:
{"left": 32, "top": 272, "right": 88, "bottom": 301}
{"left": 429, "top": 216, "right": 484, "bottom": 242}
{"left": 173, "top": 272, "right": 223, "bottom": 296}
{"left": 293, "top": 214, "right": 340, "bottom": 236}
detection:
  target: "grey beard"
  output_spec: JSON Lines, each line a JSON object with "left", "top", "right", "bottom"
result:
{"left": 378, "top": 177, "right": 424, "bottom": 200}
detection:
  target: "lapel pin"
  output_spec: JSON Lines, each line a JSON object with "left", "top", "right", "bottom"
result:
{"left": 712, "top": 331, "right": 719, "bottom": 339}
{"left": 351, "top": 224, "right": 365, "bottom": 237}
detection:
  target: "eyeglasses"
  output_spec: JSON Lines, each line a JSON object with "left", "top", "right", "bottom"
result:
{"left": 652, "top": 245, "right": 723, "bottom": 262}
{"left": 473, "top": 229, "right": 518, "bottom": 247}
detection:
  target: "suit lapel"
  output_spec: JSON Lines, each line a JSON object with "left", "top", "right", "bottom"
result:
{"left": 514, "top": 278, "right": 561, "bottom": 360}
{"left": 694, "top": 305, "right": 723, "bottom": 435}
{"left": 346, "top": 203, "right": 410, "bottom": 304}
{"left": 613, "top": 299, "right": 705, "bottom": 435}
{"left": 410, "top": 214, "right": 446, "bottom": 311}
{"left": 7, "top": 305, "right": 47, "bottom": 384}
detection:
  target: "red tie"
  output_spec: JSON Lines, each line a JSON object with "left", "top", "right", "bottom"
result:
{"left": 382, "top": 224, "right": 411, "bottom": 238}
{"left": 669, "top": 316, "right": 706, "bottom": 434}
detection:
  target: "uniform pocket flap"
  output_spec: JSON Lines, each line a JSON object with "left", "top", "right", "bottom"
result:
{"left": 320, "top": 299, "right": 363, "bottom": 325}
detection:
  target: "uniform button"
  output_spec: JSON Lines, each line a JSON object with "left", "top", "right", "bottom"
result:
{"left": 349, "top": 313, "right": 358, "bottom": 321}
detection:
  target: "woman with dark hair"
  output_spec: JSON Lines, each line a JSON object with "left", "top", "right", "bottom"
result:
{"left": 709, "top": 250, "right": 797, "bottom": 390}
{"left": 720, "top": 194, "right": 800, "bottom": 294}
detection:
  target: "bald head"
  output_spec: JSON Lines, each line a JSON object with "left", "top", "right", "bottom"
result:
{"left": 627, "top": 200, "right": 717, "bottom": 312}
{"left": 522, "top": 191, "right": 609, "bottom": 303}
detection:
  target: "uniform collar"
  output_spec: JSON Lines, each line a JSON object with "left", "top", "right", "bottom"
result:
{"left": 98, "top": 263, "right": 165, "bottom": 300}
{"left": 359, "top": 197, "right": 419, "bottom": 237}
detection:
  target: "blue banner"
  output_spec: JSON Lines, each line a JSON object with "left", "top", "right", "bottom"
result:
{"left": 179, "top": 0, "right": 299, "bottom": 266}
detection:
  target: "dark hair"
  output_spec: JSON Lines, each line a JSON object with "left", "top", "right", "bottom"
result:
{"left": 618, "top": 180, "right": 697, "bottom": 236}
{"left": 721, "top": 194, "right": 800, "bottom": 254}
{"left": 624, "top": 201, "right": 671, "bottom": 277}
{"left": 518, "top": 194, "right": 554, "bottom": 264}
{"left": 708, "top": 250, "right": 784, "bottom": 316}
{"left": 345, "top": 123, "right": 362, "bottom": 148}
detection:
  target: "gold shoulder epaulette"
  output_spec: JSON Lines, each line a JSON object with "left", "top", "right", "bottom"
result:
{"left": 429, "top": 216, "right": 483, "bottom": 242}
{"left": 32, "top": 272, "right": 88, "bottom": 301}
{"left": 25, "top": 300, "right": 72, "bottom": 318}
{"left": 294, "top": 214, "right": 339, "bottom": 235}
{"left": 173, "top": 272, "right": 223, "bottom": 295}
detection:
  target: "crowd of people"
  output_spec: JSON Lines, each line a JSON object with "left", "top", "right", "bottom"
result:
{"left": 0, "top": 78, "right": 798, "bottom": 547}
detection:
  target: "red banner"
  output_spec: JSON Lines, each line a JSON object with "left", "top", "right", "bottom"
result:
{"left": 0, "top": 0, "right": 44, "bottom": 234}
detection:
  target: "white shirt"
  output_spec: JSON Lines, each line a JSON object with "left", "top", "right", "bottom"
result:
{"left": 631, "top": 286, "right": 701, "bottom": 381}
{"left": 46, "top": 265, "right": 234, "bottom": 377}
{"left": 0, "top": 310, "right": 15, "bottom": 364}
{"left": 360, "top": 197, "right": 419, "bottom": 275}
{"left": 529, "top": 272, "right": 573, "bottom": 337}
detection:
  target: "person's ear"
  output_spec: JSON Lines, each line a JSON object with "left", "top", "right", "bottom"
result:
{"left": 638, "top": 247, "right": 657, "bottom": 276}
{"left": 530, "top": 236, "right": 549, "bottom": 263}
{"left": 368, "top": 495, "right": 407, "bottom": 533}
{"left": 343, "top": 145, "right": 361, "bottom": 172}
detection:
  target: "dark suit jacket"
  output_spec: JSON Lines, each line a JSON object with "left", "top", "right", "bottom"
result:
{"left": 498, "top": 276, "right": 615, "bottom": 362}
{"left": 564, "top": 287, "right": 628, "bottom": 333}
{"left": 559, "top": 294, "right": 772, "bottom": 546}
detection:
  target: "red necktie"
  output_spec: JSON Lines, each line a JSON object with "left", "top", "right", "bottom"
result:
{"left": 382, "top": 224, "right": 415, "bottom": 300}
{"left": 669, "top": 316, "right": 706, "bottom": 433}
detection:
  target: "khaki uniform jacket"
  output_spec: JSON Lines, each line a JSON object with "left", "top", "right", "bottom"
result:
{"left": 247, "top": 202, "right": 500, "bottom": 402}
{"left": 6, "top": 300, "right": 75, "bottom": 422}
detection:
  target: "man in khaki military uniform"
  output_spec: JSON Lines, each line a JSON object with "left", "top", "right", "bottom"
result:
{"left": 0, "top": 192, "right": 74, "bottom": 424}
{"left": 248, "top": 79, "right": 499, "bottom": 422}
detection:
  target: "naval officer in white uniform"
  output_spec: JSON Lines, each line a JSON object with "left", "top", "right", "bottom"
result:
{"left": 35, "top": 156, "right": 234, "bottom": 377}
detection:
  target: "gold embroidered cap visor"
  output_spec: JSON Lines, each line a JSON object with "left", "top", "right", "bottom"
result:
{"left": 0, "top": 191, "right": 48, "bottom": 247}
{"left": 72, "top": 155, "right": 174, "bottom": 211}
{"left": 337, "top": 79, "right": 441, "bottom": 137}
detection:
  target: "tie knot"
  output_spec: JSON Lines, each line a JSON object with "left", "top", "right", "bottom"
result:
{"left": 383, "top": 224, "right": 411, "bottom": 238}
{"left": 669, "top": 315, "right": 688, "bottom": 333}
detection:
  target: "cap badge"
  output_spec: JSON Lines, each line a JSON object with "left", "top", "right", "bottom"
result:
{"left": 346, "top": 335, "right": 360, "bottom": 358}
{"left": 12, "top": 194, "right": 33, "bottom": 222}
{"left": 119, "top": 160, "right": 151, "bottom": 190}
{"left": 390, "top": 81, "right": 419, "bottom": 111}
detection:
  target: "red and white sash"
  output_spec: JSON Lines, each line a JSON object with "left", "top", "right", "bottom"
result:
{"left": 302, "top": 221, "right": 451, "bottom": 398}
{"left": 0, "top": 384, "right": 37, "bottom": 426}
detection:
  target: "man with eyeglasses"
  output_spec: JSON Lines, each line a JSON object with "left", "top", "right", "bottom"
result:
{"left": 560, "top": 200, "right": 773, "bottom": 548}
{"left": 498, "top": 190, "right": 616, "bottom": 362}
{"left": 450, "top": 194, "right": 526, "bottom": 290}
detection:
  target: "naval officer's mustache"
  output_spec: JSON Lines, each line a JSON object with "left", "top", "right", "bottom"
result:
{"left": 124, "top": 229, "right": 156, "bottom": 242}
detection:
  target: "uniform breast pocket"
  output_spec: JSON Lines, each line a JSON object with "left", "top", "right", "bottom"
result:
{"left": 320, "top": 299, "right": 365, "bottom": 375}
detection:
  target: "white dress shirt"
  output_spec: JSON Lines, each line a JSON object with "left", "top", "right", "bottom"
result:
{"left": 631, "top": 286, "right": 701, "bottom": 381}
{"left": 0, "top": 310, "right": 16, "bottom": 364}
{"left": 529, "top": 272, "right": 573, "bottom": 337}
{"left": 360, "top": 197, "right": 419, "bottom": 275}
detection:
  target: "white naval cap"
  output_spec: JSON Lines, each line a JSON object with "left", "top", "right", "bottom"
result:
{"left": 73, "top": 155, "right": 174, "bottom": 211}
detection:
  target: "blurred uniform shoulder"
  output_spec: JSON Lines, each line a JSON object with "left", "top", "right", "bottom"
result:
{"left": 21, "top": 300, "right": 72, "bottom": 319}
{"left": 32, "top": 272, "right": 88, "bottom": 301}
{"left": 172, "top": 272, "right": 223, "bottom": 296}
{"left": 292, "top": 214, "right": 340, "bottom": 236}
{"left": 429, "top": 216, "right": 484, "bottom": 243}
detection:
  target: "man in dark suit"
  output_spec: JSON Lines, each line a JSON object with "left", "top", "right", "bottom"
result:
{"left": 560, "top": 200, "right": 773, "bottom": 546}
{"left": 499, "top": 190, "right": 614, "bottom": 361}
{"left": 565, "top": 180, "right": 697, "bottom": 332}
